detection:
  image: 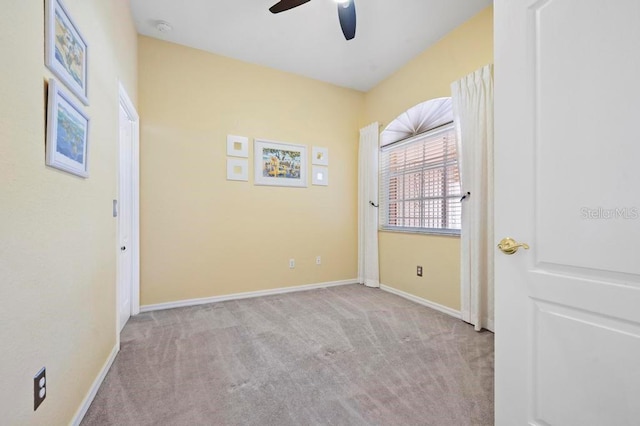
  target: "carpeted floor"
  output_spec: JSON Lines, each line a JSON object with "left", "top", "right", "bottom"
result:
{"left": 82, "top": 284, "right": 494, "bottom": 425}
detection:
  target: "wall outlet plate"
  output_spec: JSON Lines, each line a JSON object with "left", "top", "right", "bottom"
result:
{"left": 417, "top": 266, "right": 423, "bottom": 277}
{"left": 34, "top": 367, "right": 46, "bottom": 411}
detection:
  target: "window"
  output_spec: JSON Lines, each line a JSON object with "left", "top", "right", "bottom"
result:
{"left": 380, "top": 124, "right": 461, "bottom": 234}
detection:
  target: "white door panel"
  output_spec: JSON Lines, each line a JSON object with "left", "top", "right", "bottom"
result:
{"left": 534, "top": 0, "right": 640, "bottom": 276}
{"left": 534, "top": 301, "right": 640, "bottom": 426}
{"left": 118, "top": 104, "right": 133, "bottom": 331}
{"left": 495, "top": 0, "right": 640, "bottom": 424}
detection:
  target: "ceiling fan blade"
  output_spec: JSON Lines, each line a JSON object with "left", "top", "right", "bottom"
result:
{"left": 337, "top": 0, "right": 356, "bottom": 40}
{"left": 269, "top": 0, "right": 311, "bottom": 14}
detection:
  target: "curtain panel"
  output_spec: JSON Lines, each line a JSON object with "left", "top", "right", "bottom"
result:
{"left": 358, "top": 122, "right": 380, "bottom": 288}
{"left": 451, "top": 64, "right": 494, "bottom": 331}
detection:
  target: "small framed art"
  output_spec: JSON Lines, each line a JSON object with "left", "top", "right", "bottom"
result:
{"left": 254, "top": 139, "right": 307, "bottom": 187}
{"left": 45, "top": 0, "right": 89, "bottom": 105}
{"left": 227, "top": 135, "right": 249, "bottom": 158}
{"left": 312, "top": 166, "right": 329, "bottom": 186}
{"left": 312, "top": 146, "right": 329, "bottom": 166}
{"left": 227, "top": 158, "right": 249, "bottom": 181}
{"left": 46, "top": 78, "right": 90, "bottom": 178}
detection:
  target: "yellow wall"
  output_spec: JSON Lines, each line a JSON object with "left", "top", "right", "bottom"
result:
{"left": 364, "top": 6, "right": 493, "bottom": 309}
{"left": 0, "top": 1, "right": 137, "bottom": 424}
{"left": 0, "top": 6, "right": 490, "bottom": 422}
{"left": 139, "top": 6, "right": 492, "bottom": 309}
{"left": 138, "top": 37, "right": 364, "bottom": 305}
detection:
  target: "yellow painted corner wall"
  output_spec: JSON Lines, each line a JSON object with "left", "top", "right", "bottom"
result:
{"left": 138, "top": 36, "right": 364, "bottom": 305}
{"left": 0, "top": 1, "right": 137, "bottom": 424}
{"left": 365, "top": 6, "right": 494, "bottom": 310}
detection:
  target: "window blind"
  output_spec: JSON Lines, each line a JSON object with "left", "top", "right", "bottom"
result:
{"left": 379, "top": 124, "right": 461, "bottom": 233}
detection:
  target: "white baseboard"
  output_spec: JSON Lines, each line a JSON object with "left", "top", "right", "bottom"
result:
{"left": 461, "top": 310, "right": 495, "bottom": 332}
{"left": 485, "top": 318, "right": 495, "bottom": 332}
{"left": 380, "top": 284, "right": 462, "bottom": 320}
{"left": 70, "top": 344, "right": 119, "bottom": 426}
{"left": 140, "top": 279, "right": 359, "bottom": 313}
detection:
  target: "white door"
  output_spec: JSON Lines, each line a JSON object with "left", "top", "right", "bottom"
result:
{"left": 118, "top": 104, "right": 134, "bottom": 331}
{"left": 494, "top": 1, "right": 640, "bottom": 425}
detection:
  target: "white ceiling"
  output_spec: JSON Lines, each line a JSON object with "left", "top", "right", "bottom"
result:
{"left": 131, "top": 0, "right": 492, "bottom": 92}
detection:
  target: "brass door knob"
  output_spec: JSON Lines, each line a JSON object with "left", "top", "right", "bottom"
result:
{"left": 497, "top": 237, "right": 530, "bottom": 255}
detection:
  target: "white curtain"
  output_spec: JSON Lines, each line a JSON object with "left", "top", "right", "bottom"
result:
{"left": 451, "top": 64, "right": 494, "bottom": 331}
{"left": 358, "top": 122, "right": 380, "bottom": 288}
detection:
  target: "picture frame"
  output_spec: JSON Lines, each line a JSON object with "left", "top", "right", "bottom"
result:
{"left": 46, "top": 78, "right": 90, "bottom": 178}
{"left": 226, "top": 158, "right": 249, "bottom": 181}
{"left": 254, "top": 139, "right": 307, "bottom": 187}
{"left": 45, "top": 0, "right": 89, "bottom": 105}
{"left": 227, "top": 134, "right": 249, "bottom": 158}
{"left": 312, "top": 166, "right": 329, "bottom": 186}
{"left": 312, "top": 146, "right": 329, "bottom": 166}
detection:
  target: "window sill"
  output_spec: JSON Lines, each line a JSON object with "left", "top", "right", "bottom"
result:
{"left": 379, "top": 227, "right": 461, "bottom": 237}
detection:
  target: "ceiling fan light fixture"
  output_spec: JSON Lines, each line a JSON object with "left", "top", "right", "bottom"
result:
{"left": 268, "top": 0, "right": 356, "bottom": 40}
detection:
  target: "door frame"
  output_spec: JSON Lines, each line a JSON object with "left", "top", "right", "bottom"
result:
{"left": 117, "top": 82, "right": 140, "bottom": 326}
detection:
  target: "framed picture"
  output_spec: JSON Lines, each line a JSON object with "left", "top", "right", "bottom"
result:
{"left": 45, "top": 0, "right": 89, "bottom": 105}
{"left": 227, "top": 158, "right": 249, "bottom": 181}
{"left": 46, "top": 78, "right": 90, "bottom": 178}
{"left": 312, "top": 166, "right": 329, "bottom": 186}
{"left": 227, "top": 135, "right": 249, "bottom": 158}
{"left": 254, "top": 139, "right": 307, "bottom": 187}
{"left": 312, "top": 146, "right": 329, "bottom": 165}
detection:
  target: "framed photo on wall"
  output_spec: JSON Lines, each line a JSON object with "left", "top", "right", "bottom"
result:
{"left": 312, "top": 146, "right": 329, "bottom": 166}
{"left": 312, "top": 166, "right": 329, "bottom": 186}
{"left": 254, "top": 139, "right": 307, "bottom": 187}
{"left": 45, "top": 0, "right": 89, "bottom": 105}
{"left": 46, "top": 78, "right": 90, "bottom": 178}
{"left": 227, "top": 134, "right": 249, "bottom": 158}
{"left": 227, "top": 158, "right": 249, "bottom": 181}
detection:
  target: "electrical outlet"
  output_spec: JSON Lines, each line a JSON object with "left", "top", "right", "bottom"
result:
{"left": 34, "top": 367, "right": 46, "bottom": 411}
{"left": 417, "top": 266, "right": 423, "bottom": 277}
{"left": 289, "top": 258, "right": 295, "bottom": 269}
{"left": 316, "top": 256, "right": 321, "bottom": 265}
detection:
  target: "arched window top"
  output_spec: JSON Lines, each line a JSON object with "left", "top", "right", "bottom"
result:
{"left": 380, "top": 97, "right": 452, "bottom": 147}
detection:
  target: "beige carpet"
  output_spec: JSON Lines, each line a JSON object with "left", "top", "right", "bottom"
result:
{"left": 82, "top": 284, "right": 493, "bottom": 425}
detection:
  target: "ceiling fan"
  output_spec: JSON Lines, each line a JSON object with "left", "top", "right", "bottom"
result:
{"left": 269, "top": 0, "right": 357, "bottom": 41}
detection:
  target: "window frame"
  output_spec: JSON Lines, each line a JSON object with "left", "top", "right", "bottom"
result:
{"left": 379, "top": 123, "right": 461, "bottom": 236}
